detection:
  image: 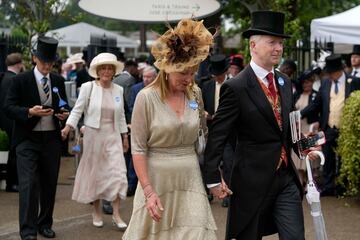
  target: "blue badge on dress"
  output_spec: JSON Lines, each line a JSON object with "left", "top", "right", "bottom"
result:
{"left": 278, "top": 77, "right": 285, "bottom": 86}
{"left": 189, "top": 100, "right": 198, "bottom": 110}
{"left": 115, "top": 96, "right": 121, "bottom": 102}
{"left": 52, "top": 87, "right": 59, "bottom": 93}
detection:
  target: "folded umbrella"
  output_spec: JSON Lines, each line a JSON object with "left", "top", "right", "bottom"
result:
{"left": 305, "top": 151, "right": 328, "bottom": 240}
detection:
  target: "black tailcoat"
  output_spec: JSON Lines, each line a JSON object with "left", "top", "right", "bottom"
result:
{"left": 204, "top": 65, "right": 302, "bottom": 238}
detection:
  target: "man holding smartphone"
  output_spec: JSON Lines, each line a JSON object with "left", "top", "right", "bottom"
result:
{"left": 4, "top": 36, "right": 69, "bottom": 240}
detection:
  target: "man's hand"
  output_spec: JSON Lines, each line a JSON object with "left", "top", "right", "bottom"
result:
{"left": 29, "top": 105, "right": 54, "bottom": 117}
{"left": 55, "top": 111, "right": 69, "bottom": 121}
{"left": 209, "top": 184, "right": 228, "bottom": 199}
{"left": 307, "top": 146, "right": 322, "bottom": 161}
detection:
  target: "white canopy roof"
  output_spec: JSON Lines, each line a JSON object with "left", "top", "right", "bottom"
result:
{"left": 311, "top": 5, "right": 360, "bottom": 44}
{"left": 46, "top": 22, "right": 138, "bottom": 49}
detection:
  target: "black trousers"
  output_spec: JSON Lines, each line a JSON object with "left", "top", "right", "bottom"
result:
{"left": 16, "top": 131, "right": 61, "bottom": 238}
{"left": 232, "top": 168, "right": 304, "bottom": 240}
{"left": 322, "top": 127, "right": 339, "bottom": 193}
{"left": 3, "top": 123, "right": 18, "bottom": 188}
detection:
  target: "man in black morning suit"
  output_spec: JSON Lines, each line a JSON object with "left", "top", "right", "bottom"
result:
{"left": 301, "top": 54, "right": 360, "bottom": 196}
{"left": 4, "top": 37, "right": 69, "bottom": 240}
{"left": 203, "top": 11, "right": 320, "bottom": 240}
{"left": 0, "top": 53, "right": 24, "bottom": 192}
{"left": 201, "top": 54, "right": 234, "bottom": 207}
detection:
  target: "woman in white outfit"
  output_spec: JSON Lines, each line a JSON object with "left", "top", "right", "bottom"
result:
{"left": 62, "top": 53, "right": 129, "bottom": 230}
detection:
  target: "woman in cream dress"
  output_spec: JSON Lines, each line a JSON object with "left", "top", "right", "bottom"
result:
{"left": 62, "top": 53, "right": 129, "bottom": 230}
{"left": 292, "top": 69, "right": 319, "bottom": 187}
{"left": 123, "top": 19, "right": 217, "bottom": 240}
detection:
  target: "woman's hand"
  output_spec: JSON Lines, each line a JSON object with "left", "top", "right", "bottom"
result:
{"left": 61, "top": 125, "right": 71, "bottom": 141}
{"left": 122, "top": 134, "right": 129, "bottom": 153}
{"left": 143, "top": 184, "right": 164, "bottom": 222}
{"left": 145, "top": 192, "right": 164, "bottom": 222}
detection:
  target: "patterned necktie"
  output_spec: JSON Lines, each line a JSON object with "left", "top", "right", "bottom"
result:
{"left": 42, "top": 77, "right": 50, "bottom": 99}
{"left": 266, "top": 72, "right": 277, "bottom": 100}
{"left": 334, "top": 80, "right": 339, "bottom": 94}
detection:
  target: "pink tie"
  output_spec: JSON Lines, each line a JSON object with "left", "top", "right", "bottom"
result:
{"left": 266, "top": 72, "right": 276, "bottom": 100}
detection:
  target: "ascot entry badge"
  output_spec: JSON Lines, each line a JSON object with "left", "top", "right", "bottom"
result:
{"left": 278, "top": 77, "right": 285, "bottom": 86}
{"left": 189, "top": 100, "right": 198, "bottom": 110}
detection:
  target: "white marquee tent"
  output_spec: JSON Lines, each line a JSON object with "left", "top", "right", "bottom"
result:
{"left": 46, "top": 22, "right": 138, "bottom": 56}
{"left": 311, "top": 5, "right": 360, "bottom": 45}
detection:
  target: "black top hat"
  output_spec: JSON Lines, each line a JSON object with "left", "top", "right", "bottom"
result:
{"left": 324, "top": 54, "right": 344, "bottom": 73}
{"left": 33, "top": 36, "right": 59, "bottom": 63}
{"left": 242, "top": 11, "right": 290, "bottom": 39}
{"left": 209, "top": 54, "right": 230, "bottom": 76}
{"left": 352, "top": 45, "right": 360, "bottom": 55}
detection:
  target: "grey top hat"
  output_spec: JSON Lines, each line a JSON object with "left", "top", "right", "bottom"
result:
{"left": 33, "top": 36, "right": 59, "bottom": 63}
{"left": 242, "top": 11, "right": 290, "bottom": 39}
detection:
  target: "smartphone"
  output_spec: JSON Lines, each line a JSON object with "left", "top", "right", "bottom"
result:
{"left": 59, "top": 108, "right": 69, "bottom": 113}
{"left": 42, "top": 105, "right": 53, "bottom": 110}
{"left": 298, "top": 131, "right": 326, "bottom": 153}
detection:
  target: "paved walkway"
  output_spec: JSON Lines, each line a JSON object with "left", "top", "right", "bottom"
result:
{"left": 0, "top": 157, "right": 359, "bottom": 240}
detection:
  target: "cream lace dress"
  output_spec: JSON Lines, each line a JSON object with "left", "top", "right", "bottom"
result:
{"left": 122, "top": 87, "right": 217, "bottom": 240}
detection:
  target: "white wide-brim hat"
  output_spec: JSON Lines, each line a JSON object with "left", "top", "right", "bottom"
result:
{"left": 68, "top": 53, "right": 85, "bottom": 65}
{"left": 88, "top": 53, "right": 124, "bottom": 78}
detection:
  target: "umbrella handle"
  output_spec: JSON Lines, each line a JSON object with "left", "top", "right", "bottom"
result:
{"left": 305, "top": 151, "right": 325, "bottom": 182}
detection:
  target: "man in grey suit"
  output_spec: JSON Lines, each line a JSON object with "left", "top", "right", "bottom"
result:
{"left": 113, "top": 60, "right": 139, "bottom": 104}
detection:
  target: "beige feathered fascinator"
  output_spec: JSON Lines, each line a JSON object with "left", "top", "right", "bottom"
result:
{"left": 151, "top": 19, "right": 214, "bottom": 73}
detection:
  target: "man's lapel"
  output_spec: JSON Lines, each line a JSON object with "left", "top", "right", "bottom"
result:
{"left": 29, "top": 70, "right": 42, "bottom": 105}
{"left": 50, "top": 73, "right": 59, "bottom": 109}
{"left": 275, "top": 71, "right": 292, "bottom": 138}
{"left": 245, "top": 66, "right": 281, "bottom": 134}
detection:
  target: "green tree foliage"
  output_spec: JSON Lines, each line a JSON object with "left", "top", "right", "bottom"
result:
{"left": 0, "top": 0, "right": 71, "bottom": 65}
{"left": 0, "top": 129, "right": 9, "bottom": 151}
{"left": 222, "top": 0, "right": 360, "bottom": 48}
{"left": 337, "top": 90, "right": 360, "bottom": 196}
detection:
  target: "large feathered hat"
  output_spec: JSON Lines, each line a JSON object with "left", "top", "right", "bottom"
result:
{"left": 151, "top": 19, "right": 214, "bottom": 73}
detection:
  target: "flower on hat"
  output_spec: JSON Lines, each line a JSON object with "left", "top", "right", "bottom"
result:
{"left": 151, "top": 19, "right": 214, "bottom": 73}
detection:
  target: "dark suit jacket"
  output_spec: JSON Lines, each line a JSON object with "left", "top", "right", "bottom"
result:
{"left": 204, "top": 65, "right": 301, "bottom": 238}
{"left": 294, "top": 89, "right": 319, "bottom": 124}
{"left": 4, "top": 69, "right": 68, "bottom": 147}
{"left": 0, "top": 71, "right": 16, "bottom": 132}
{"left": 129, "top": 81, "right": 144, "bottom": 116}
{"left": 201, "top": 79, "right": 216, "bottom": 127}
{"left": 301, "top": 74, "right": 360, "bottom": 130}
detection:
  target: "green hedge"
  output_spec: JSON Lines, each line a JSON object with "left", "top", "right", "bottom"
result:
{"left": 0, "top": 129, "right": 9, "bottom": 151}
{"left": 337, "top": 90, "right": 360, "bottom": 196}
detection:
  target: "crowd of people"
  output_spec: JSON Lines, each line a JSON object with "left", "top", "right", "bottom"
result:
{"left": 0, "top": 9, "right": 360, "bottom": 240}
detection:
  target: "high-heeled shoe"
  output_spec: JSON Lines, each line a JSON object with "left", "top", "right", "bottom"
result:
{"left": 112, "top": 216, "right": 127, "bottom": 231}
{"left": 92, "top": 214, "right": 103, "bottom": 228}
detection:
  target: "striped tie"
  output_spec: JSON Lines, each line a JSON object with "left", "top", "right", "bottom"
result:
{"left": 42, "top": 77, "right": 50, "bottom": 99}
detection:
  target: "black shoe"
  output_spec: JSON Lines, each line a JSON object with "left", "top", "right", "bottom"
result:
{"left": 38, "top": 228, "right": 55, "bottom": 238}
{"left": 22, "top": 236, "right": 37, "bottom": 240}
{"left": 102, "top": 200, "right": 113, "bottom": 215}
{"left": 127, "top": 188, "right": 136, "bottom": 197}
{"left": 5, "top": 184, "right": 19, "bottom": 192}
{"left": 222, "top": 197, "right": 229, "bottom": 208}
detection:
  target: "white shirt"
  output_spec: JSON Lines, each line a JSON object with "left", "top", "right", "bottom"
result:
{"left": 250, "top": 60, "right": 276, "bottom": 89}
{"left": 351, "top": 67, "right": 360, "bottom": 77}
